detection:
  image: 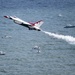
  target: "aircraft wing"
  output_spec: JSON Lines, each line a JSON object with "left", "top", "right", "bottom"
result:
{"left": 13, "top": 16, "right": 31, "bottom": 26}
{"left": 4, "top": 16, "right": 31, "bottom": 26}
{"left": 33, "top": 20, "right": 44, "bottom": 28}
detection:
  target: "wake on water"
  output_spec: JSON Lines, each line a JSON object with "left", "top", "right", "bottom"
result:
{"left": 41, "top": 30, "right": 75, "bottom": 45}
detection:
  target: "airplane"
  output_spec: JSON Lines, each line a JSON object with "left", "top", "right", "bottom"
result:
{"left": 4, "top": 16, "right": 44, "bottom": 31}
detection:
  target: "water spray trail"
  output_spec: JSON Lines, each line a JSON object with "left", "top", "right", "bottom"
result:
{"left": 41, "top": 30, "right": 75, "bottom": 44}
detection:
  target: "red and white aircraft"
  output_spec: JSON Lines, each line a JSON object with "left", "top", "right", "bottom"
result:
{"left": 4, "top": 16, "right": 44, "bottom": 31}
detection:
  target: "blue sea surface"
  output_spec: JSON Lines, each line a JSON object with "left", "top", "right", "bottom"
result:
{"left": 0, "top": 0, "right": 75, "bottom": 75}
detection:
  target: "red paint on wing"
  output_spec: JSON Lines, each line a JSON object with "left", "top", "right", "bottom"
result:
{"left": 29, "top": 22, "right": 35, "bottom": 26}
{"left": 34, "top": 20, "right": 43, "bottom": 24}
{"left": 29, "top": 20, "right": 43, "bottom": 26}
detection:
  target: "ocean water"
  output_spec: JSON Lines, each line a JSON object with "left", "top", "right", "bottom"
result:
{"left": 0, "top": 0, "right": 75, "bottom": 75}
